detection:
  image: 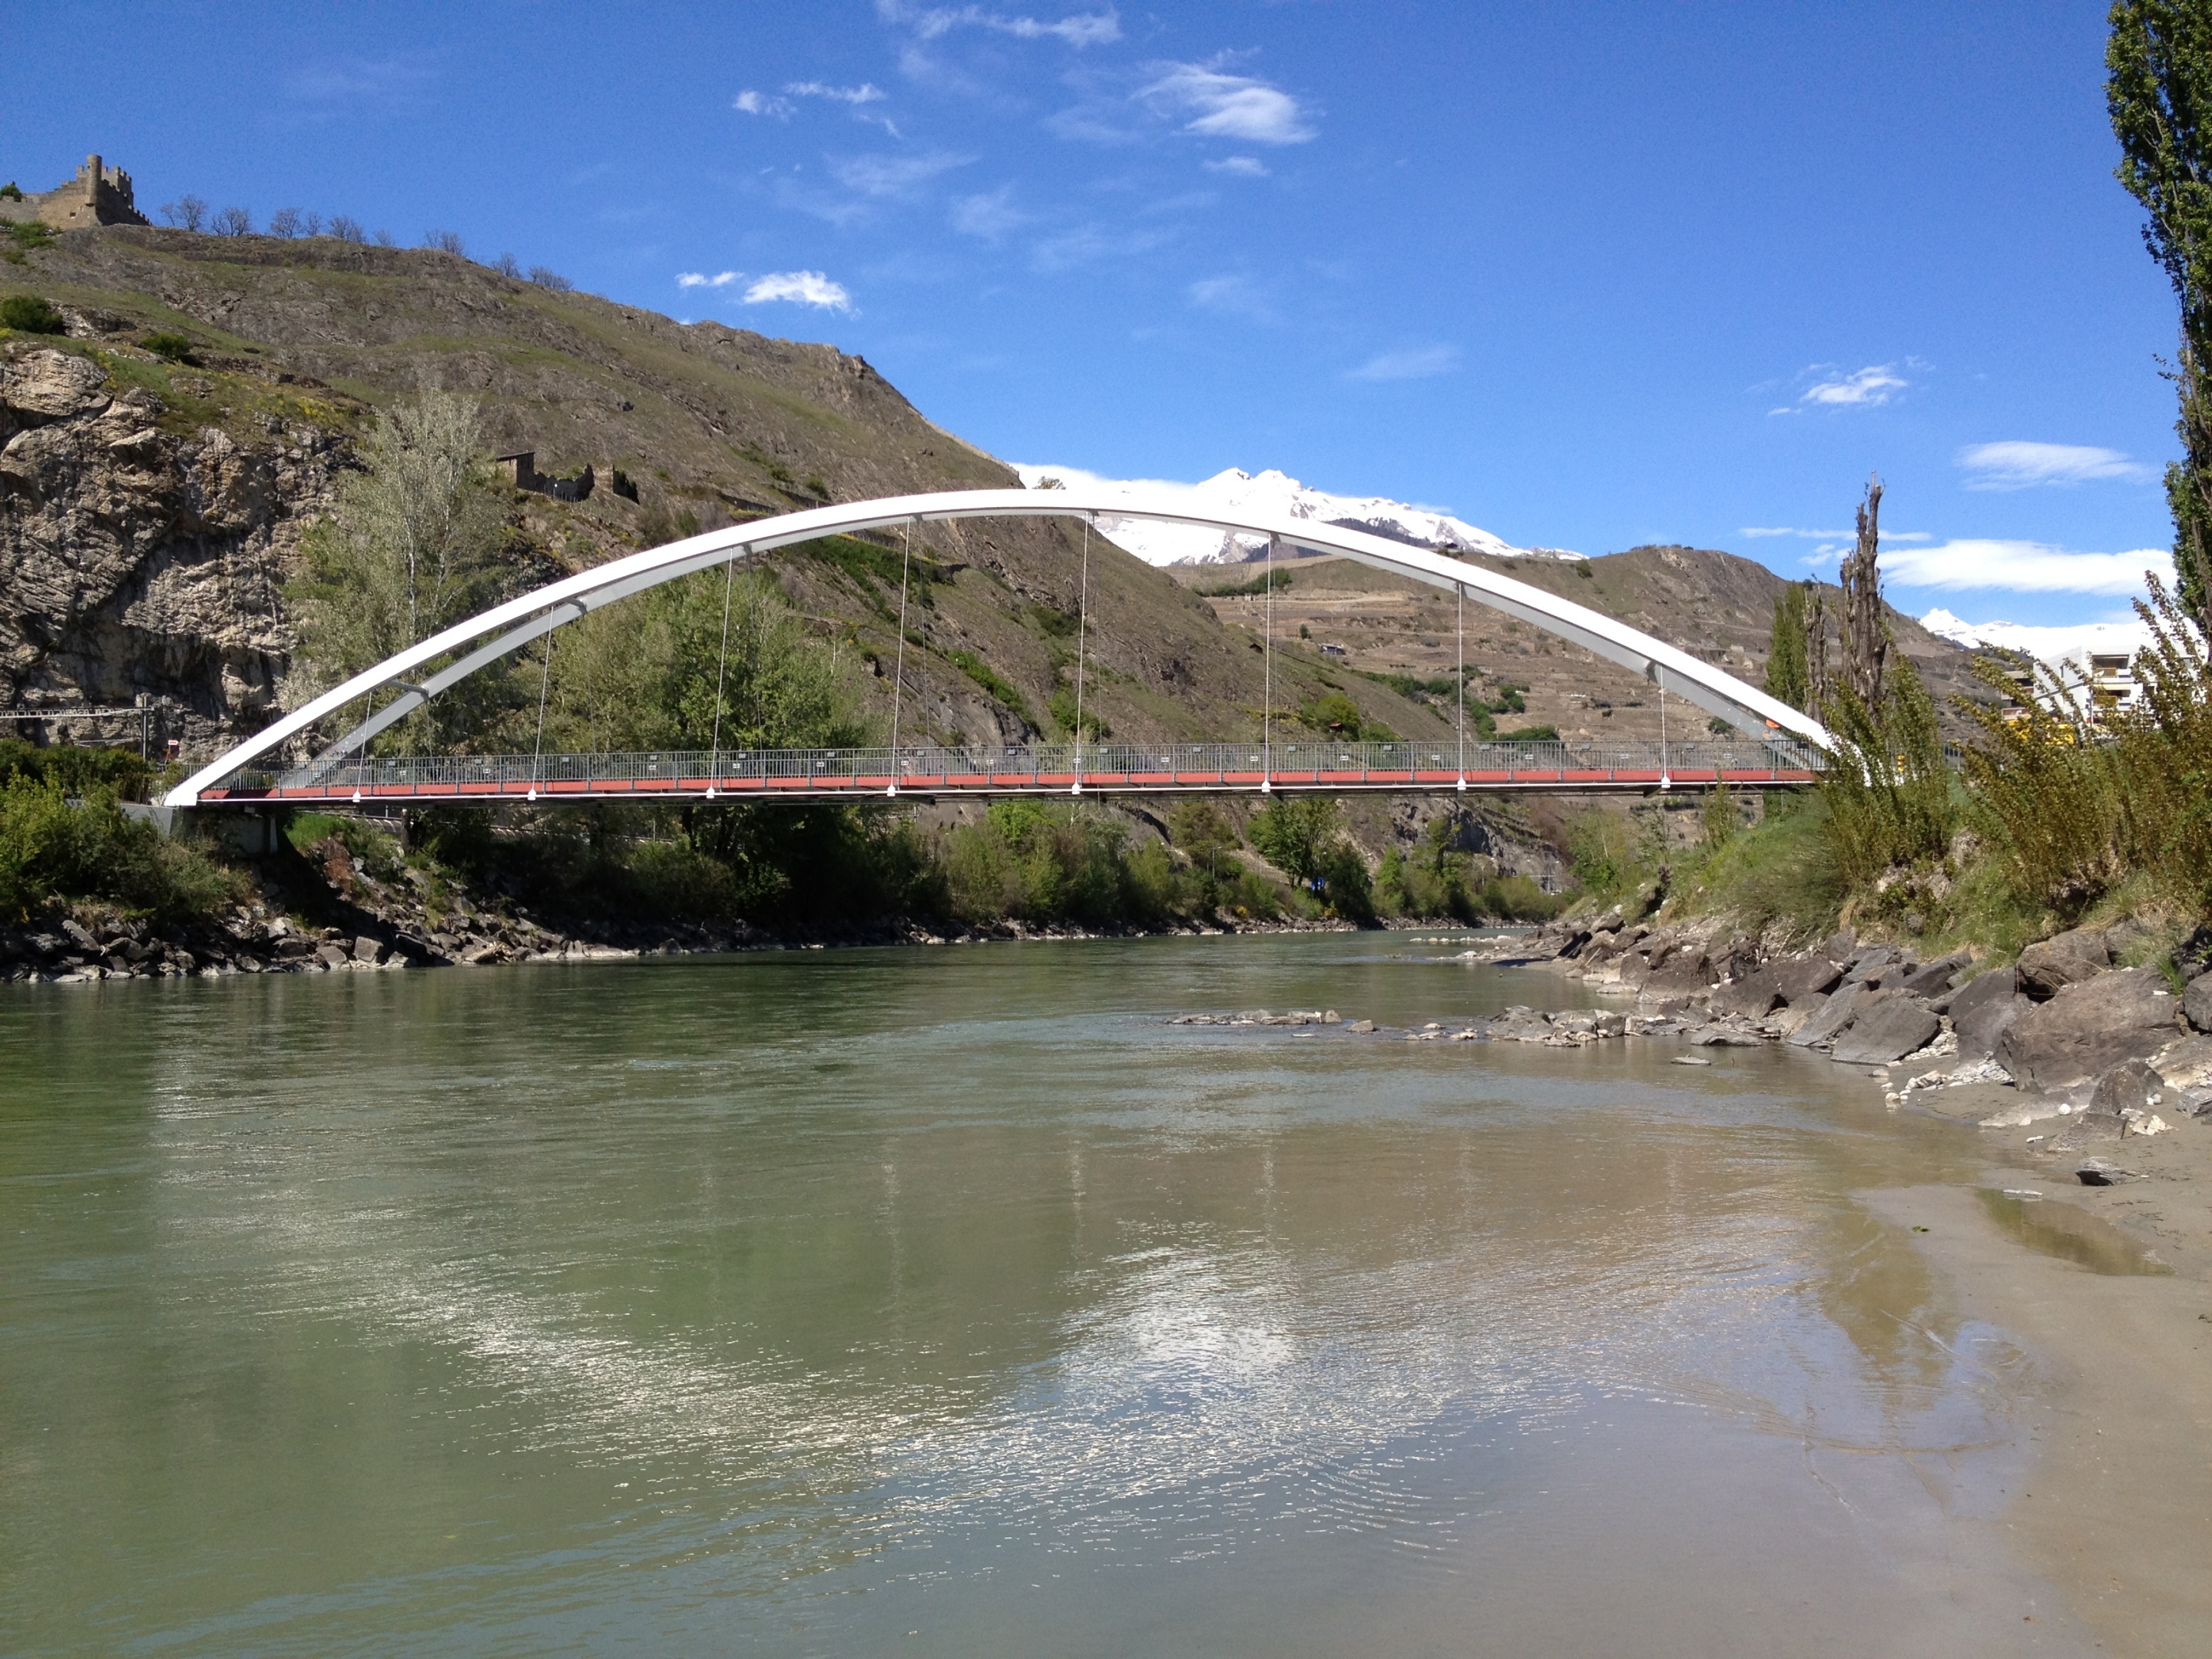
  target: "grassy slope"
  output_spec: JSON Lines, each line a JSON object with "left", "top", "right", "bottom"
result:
{"left": 8, "top": 227, "right": 1450, "bottom": 753}
{"left": 1180, "top": 545, "right": 1994, "bottom": 747}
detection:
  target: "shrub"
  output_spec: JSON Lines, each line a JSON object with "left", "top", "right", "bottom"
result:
{"left": 1817, "top": 660, "right": 1957, "bottom": 893}
{"left": 528, "top": 266, "right": 574, "bottom": 291}
{"left": 0, "top": 737, "right": 151, "bottom": 799}
{"left": 143, "top": 330, "right": 194, "bottom": 363}
{"left": 1955, "top": 656, "right": 2124, "bottom": 919}
{"left": 2114, "top": 575, "right": 2212, "bottom": 916}
{"left": 0, "top": 778, "right": 243, "bottom": 922}
{"left": 1, "top": 293, "right": 66, "bottom": 333}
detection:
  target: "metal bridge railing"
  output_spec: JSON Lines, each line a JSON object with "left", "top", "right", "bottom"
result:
{"left": 204, "top": 737, "right": 1825, "bottom": 800}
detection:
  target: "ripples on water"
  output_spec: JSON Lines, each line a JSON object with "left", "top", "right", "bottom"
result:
{"left": 0, "top": 936, "right": 2074, "bottom": 1656}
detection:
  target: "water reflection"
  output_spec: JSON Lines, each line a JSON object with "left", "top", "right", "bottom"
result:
{"left": 0, "top": 938, "right": 2065, "bottom": 1656}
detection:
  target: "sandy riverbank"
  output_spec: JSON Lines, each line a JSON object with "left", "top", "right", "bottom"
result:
{"left": 1868, "top": 1124, "right": 2212, "bottom": 1654}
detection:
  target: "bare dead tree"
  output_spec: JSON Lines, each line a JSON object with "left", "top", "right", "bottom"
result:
{"left": 1836, "top": 476, "right": 1889, "bottom": 710}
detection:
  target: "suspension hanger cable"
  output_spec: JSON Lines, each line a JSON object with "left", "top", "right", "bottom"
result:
{"left": 707, "top": 558, "right": 736, "bottom": 800}
{"left": 888, "top": 517, "right": 916, "bottom": 794}
{"left": 1657, "top": 664, "right": 1671, "bottom": 791}
{"left": 1072, "top": 514, "right": 1092, "bottom": 796}
{"left": 1262, "top": 532, "right": 1275, "bottom": 793}
{"left": 529, "top": 625, "right": 553, "bottom": 802}
{"left": 1455, "top": 581, "right": 1466, "bottom": 790}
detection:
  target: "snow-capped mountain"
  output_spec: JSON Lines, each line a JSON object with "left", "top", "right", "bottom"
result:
{"left": 1919, "top": 608, "right": 2151, "bottom": 671}
{"left": 1012, "top": 464, "right": 1577, "bottom": 567}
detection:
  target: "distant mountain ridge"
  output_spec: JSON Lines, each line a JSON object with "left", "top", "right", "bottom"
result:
{"left": 1014, "top": 464, "right": 1579, "bottom": 567}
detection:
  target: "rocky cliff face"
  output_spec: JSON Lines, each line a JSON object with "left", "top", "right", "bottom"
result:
{"left": 2, "top": 343, "right": 339, "bottom": 750}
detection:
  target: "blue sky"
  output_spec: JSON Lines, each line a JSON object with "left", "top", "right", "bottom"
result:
{"left": 2, "top": 2, "right": 2179, "bottom": 628}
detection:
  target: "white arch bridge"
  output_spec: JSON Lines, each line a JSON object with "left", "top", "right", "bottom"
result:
{"left": 164, "top": 487, "right": 1830, "bottom": 810}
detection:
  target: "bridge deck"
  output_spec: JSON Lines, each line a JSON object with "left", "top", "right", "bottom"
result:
{"left": 196, "top": 739, "right": 1820, "bottom": 806}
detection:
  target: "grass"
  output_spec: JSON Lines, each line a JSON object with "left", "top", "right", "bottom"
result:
{"left": 1195, "top": 570, "right": 1293, "bottom": 598}
{"left": 946, "top": 650, "right": 1037, "bottom": 730}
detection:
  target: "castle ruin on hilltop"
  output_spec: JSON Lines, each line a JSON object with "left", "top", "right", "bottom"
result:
{"left": 0, "top": 154, "right": 151, "bottom": 229}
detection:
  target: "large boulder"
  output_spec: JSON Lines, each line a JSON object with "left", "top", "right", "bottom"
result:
{"left": 1839, "top": 945, "right": 1896, "bottom": 985}
{"left": 1951, "top": 966, "right": 2028, "bottom": 1060}
{"left": 1787, "top": 981, "right": 1868, "bottom": 1048}
{"left": 1995, "top": 969, "right": 2184, "bottom": 1093}
{"left": 1830, "top": 992, "right": 1942, "bottom": 1065}
{"left": 2016, "top": 927, "right": 2111, "bottom": 1000}
{"left": 2184, "top": 972, "right": 2212, "bottom": 1034}
{"left": 1773, "top": 955, "right": 1844, "bottom": 1005}
{"left": 1899, "top": 952, "right": 1969, "bottom": 998}
{"left": 1707, "top": 971, "right": 1783, "bottom": 1021}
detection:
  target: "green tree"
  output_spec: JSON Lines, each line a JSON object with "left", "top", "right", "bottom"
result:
{"left": 1763, "top": 581, "right": 1813, "bottom": 710}
{"left": 551, "top": 569, "right": 866, "bottom": 757}
{"left": 289, "top": 391, "right": 512, "bottom": 743}
{"left": 1250, "top": 796, "right": 1339, "bottom": 884}
{"left": 2109, "top": 0, "right": 2212, "bottom": 628}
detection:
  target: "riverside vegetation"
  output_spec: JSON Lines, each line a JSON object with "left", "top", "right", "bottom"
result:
{"left": 0, "top": 388, "right": 1557, "bottom": 972}
{"left": 1561, "top": 6, "right": 2212, "bottom": 986}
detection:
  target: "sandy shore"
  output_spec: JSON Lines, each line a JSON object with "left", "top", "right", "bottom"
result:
{"left": 1865, "top": 1111, "right": 2212, "bottom": 1656}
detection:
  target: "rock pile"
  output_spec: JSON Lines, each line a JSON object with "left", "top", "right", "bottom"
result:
{"left": 1456, "top": 914, "right": 2212, "bottom": 1131}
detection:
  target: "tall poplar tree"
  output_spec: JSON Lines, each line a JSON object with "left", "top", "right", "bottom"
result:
{"left": 2108, "top": 0, "right": 2212, "bottom": 629}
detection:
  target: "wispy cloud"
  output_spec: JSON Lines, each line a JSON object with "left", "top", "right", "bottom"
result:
{"left": 1348, "top": 343, "right": 1460, "bottom": 382}
{"left": 1770, "top": 363, "right": 1908, "bottom": 416}
{"left": 787, "top": 80, "right": 886, "bottom": 105}
{"left": 1029, "top": 223, "right": 1170, "bottom": 273}
{"left": 677, "top": 270, "right": 743, "bottom": 289}
{"left": 1744, "top": 525, "right": 1933, "bottom": 544}
{"left": 1877, "top": 538, "right": 2171, "bottom": 594}
{"left": 1187, "top": 273, "right": 1273, "bottom": 322}
{"left": 831, "top": 150, "right": 973, "bottom": 198}
{"left": 734, "top": 88, "right": 793, "bottom": 118}
{"left": 876, "top": 2, "right": 1121, "bottom": 45}
{"left": 1955, "top": 440, "right": 2158, "bottom": 490}
{"left": 284, "top": 55, "right": 439, "bottom": 113}
{"left": 1139, "top": 61, "right": 1316, "bottom": 144}
{"left": 1205, "top": 155, "right": 1270, "bottom": 177}
{"left": 743, "top": 271, "right": 856, "bottom": 313}
{"left": 950, "top": 185, "right": 1025, "bottom": 239}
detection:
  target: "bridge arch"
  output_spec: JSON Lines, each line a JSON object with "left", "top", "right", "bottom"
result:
{"left": 164, "top": 487, "right": 1830, "bottom": 807}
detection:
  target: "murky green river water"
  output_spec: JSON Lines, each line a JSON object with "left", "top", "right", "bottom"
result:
{"left": 2, "top": 935, "right": 2084, "bottom": 1655}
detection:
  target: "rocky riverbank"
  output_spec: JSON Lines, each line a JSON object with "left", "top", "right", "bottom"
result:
{"left": 0, "top": 826, "right": 1368, "bottom": 986}
{"left": 1166, "top": 912, "right": 2212, "bottom": 1184}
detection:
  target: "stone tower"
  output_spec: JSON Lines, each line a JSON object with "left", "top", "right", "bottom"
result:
{"left": 0, "top": 154, "right": 151, "bottom": 229}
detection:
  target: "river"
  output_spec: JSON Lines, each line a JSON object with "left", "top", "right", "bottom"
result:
{"left": 2, "top": 934, "right": 2094, "bottom": 1655}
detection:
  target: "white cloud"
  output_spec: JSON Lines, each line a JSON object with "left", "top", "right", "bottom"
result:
{"left": 1742, "top": 524, "right": 1931, "bottom": 544}
{"left": 876, "top": 2, "right": 1121, "bottom": 45}
{"left": 1205, "top": 155, "right": 1270, "bottom": 177}
{"left": 1879, "top": 538, "right": 2171, "bottom": 595}
{"left": 677, "top": 270, "right": 743, "bottom": 289}
{"left": 950, "top": 184, "right": 1025, "bottom": 239}
{"left": 733, "top": 89, "right": 793, "bottom": 118}
{"left": 1770, "top": 363, "right": 1907, "bottom": 415}
{"left": 830, "top": 150, "right": 973, "bottom": 197}
{"left": 1139, "top": 62, "right": 1316, "bottom": 144}
{"left": 1028, "top": 223, "right": 1169, "bottom": 273}
{"left": 1921, "top": 608, "right": 2154, "bottom": 674}
{"left": 1955, "top": 440, "right": 2158, "bottom": 490}
{"left": 786, "top": 80, "right": 886, "bottom": 105}
{"left": 1347, "top": 343, "right": 1460, "bottom": 382}
{"left": 743, "top": 271, "right": 856, "bottom": 313}
{"left": 1187, "top": 273, "right": 1273, "bottom": 322}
